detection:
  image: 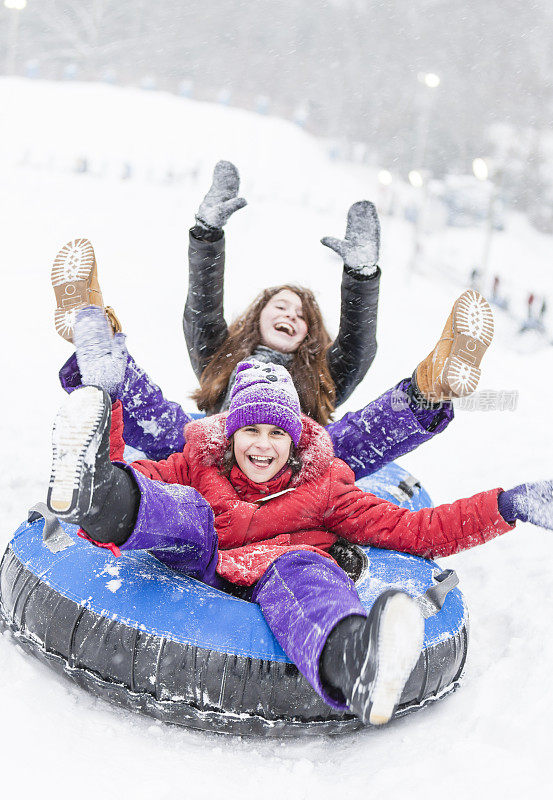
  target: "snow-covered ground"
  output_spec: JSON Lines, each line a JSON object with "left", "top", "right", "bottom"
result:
{"left": 1, "top": 78, "right": 553, "bottom": 799}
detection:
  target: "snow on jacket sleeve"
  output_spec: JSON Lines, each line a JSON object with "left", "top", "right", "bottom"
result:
{"left": 322, "top": 459, "right": 515, "bottom": 558}
{"left": 183, "top": 228, "right": 229, "bottom": 379}
{"left": 130, "top": 450, "right": 193, "bottom": 487}
{"left": 109, "top": 400, "right": 193, "bottom": 485}
{"left": 326, "top": 266, "right": 380, "bottom": 407}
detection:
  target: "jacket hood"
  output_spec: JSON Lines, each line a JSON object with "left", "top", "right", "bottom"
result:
{"left": 183, "top": 412, "right": 335, "bottom": 486}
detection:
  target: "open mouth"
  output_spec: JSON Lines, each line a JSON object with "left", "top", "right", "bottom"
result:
{"left": 248, "top": 455, "right": 274, "bottom": 468}
{"left": 274, "top": 322, "right": 295, "bottom": 336}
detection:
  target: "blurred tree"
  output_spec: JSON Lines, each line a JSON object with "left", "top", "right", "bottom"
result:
{"left": 1, "top": 0, "right": 552, "bottom": 213}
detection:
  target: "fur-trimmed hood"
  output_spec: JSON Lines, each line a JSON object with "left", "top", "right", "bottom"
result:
{"left": 183, "top": 412, "right": 335, "bottom": 487}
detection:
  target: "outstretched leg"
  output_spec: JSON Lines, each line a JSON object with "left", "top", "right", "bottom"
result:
{"left": 327, "top": 289, "right": 494, "bottom": 479}
{"left": 51, "top": 239, "right": 187, "bottom": 461}
{"left": 253, "top": 550, "right": 424, "bottom": 725}
{"left": 47, "top": 385, "right": 218, "bottom": 583}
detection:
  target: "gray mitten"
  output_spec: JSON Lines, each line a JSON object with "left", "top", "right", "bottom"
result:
{"left": 73, "top": 306, "right": 128, "bottom": 400}
{"left": 321, "top": 201, "right": 380, "bottom": 275}
{"left": 195, "top": 160, "right": 247, "bottom": 229}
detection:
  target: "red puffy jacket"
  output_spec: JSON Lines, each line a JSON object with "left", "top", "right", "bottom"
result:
{"left": 110, "top": 403, "right": 514, "bottom": 584}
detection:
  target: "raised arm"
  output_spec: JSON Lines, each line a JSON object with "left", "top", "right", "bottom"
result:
{"left": 184, "top": 227, "right": 228, "bottom": 378}
{"left": 322, "top": 201, "right": 381, "bottom": 406}
{"left": 183, "top": 161, "right": 247, "bottom": 378}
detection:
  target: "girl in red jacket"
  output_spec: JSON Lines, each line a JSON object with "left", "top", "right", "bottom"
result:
{"left": 47, "top": 360, "right": 553, "bottom": 727}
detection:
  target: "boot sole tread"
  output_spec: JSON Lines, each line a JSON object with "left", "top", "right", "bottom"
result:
{"left": 444, "top": 289, "right": 494, "bottom": 398}
{"left": 51, "top": 239, "right": 98, "bottom": 342}
{"left": 48, "top": 387, "right": 106, "bottom": 515}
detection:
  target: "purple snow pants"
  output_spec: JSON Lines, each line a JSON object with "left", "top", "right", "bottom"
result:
{"left": 60, "top": 354, "right": 453, "bottom": 478}
{"left": 118, "top": 465, "right": 365, "bottom": 711}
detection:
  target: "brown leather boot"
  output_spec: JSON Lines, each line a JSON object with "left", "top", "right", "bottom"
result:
{"left": 415, "top": 289, "right": 494, "bottom": 402}
{"left": 51, "top": 239, "right": 122, "bottom": 342}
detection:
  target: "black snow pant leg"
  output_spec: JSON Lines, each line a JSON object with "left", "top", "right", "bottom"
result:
{"left": 79, "top": 465, "right": 140, "bottom": 546}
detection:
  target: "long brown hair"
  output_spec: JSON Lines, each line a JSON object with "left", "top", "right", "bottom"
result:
{"left": 192, "top": 285, "right": 336, "bottom": 425}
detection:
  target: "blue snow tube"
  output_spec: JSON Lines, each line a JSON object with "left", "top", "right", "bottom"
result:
{"left": 0, "top": 463, "right": 467, "bottom": 736}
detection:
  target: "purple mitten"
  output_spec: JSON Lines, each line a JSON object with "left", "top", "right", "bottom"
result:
{"left": 498, "top": 481, "right": 553, "bottom": 529}
{"left": 73, "top": 306, "right": 128, "bottom": 400}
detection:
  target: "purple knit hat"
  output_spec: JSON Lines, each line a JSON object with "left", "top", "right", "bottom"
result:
{"left": 225, "top": 359, "right": 303, "bottom": 446}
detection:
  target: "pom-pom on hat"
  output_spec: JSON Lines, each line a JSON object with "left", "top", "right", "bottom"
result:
{"left": 225, "top": 359, "right": 303, "bottom": 446}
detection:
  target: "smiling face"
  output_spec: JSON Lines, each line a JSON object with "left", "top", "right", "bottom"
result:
{"left": 258, "top": 289, "right": 308, "bottom": 353}
{"left": 233, "top": 424, "right": 293, "bottom": 483}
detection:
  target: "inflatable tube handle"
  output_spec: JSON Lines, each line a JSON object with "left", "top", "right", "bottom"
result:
{"left": 397, "top": 475, "right": 421, "bottom": 499}
{"left": 386, "top": 475, "right": 422, "bottom": 503}
{"left": 417, "top": 569, "right": 459, "bottom": 619}
{"left": 28, "top": 503, "right": 74, "bottom": 554}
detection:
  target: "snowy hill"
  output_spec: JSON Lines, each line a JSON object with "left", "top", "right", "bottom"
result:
{"left": 1, "top": 78, "right": 553, "bottom": 799}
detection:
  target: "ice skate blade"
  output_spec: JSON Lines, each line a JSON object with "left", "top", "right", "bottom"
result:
{"left": 442, "top": 289, "right": 494, "bottom": 398}
{"left": 48, "top": 386, "right": 105, "bottom": 516}
{"left": 368, "top": 594, "right": 424, "bottom": 726}
{"left": 51, "top": 238, "right": 100, "bottom": 342}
